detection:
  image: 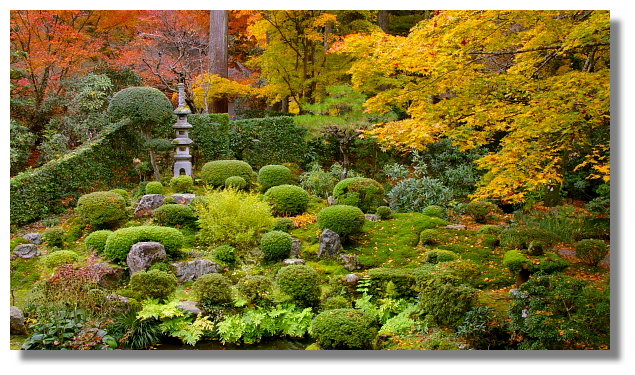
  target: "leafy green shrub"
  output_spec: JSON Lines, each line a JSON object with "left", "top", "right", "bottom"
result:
{"left": 110, "top": 189, "right": 130, "bottom": 205}
{"left": 419, "top": 229, "right": 442, "bottom": 246}
{"left": 211, "top": 245, "right": 237, "bottom": 267}
{"left": 169, "top": 175, "right": 194, "bottom": 193}
{"left": 104, "top": 226, "right": 185, "bottom": 263}
{"left": 388, "top": 177, "right": 453, "bottom": 213}
{"left": 575, "top": 239, "right": 609, "bottom": 266}
{"left": 41, "top": 250, "right": 78, "bottom": 269}
{"left": 417, "top": 277, "right": 478, "bottom": 328}
{"left": 457, "top": 306, "right": 509, "bottom": 349}
{"left": 309, "top": 308, "right": 377, "bottom": 349}
{"left": 375, "top": 206, "right": 392, "bottom": 220}
{"left": 85, "top": 230, "right": 113, "bottom": 252}
{"left": 322, "top": 296, "right": 352, "bottom": 310}
{"left": 478, "top": 225, "right": 503, "bottom": 235}
{"left": 424, "top": 249, "right": 457, "bottom": 264}
{"left": 333, "top": 177, "right": 385, "bottom": 213}
{"left": 273, "top": 218, "right": 295, "bottom": 233}
{"left": 367, "top": 268, "right": 421, "bottom": 298}
{"left": 145, "top": 181, "right": 164, "bottom": 195}
{"left": 200, "top": 160, "right": 254, "bottom": 187}
{"left": 276, "top": 265, "right": 321, "bottom": 306}
{"left": 76, "top": 191, "right": 127, "bottom": 228}
{"left": 263, "top": 185, "right": 310, "bottom": 216}
{"left": 299, "top": 164, "right": 338, "bottom": 198}
{"left": 188, "top": 114, "right": 231, "bottom": 161}
{"left": 192, "top": 273, "right": 233, "bottom": 306}
{"left": 236, "top": 275, "right": 274, "bottom": 304}
{"left": 194, "top": 189, "right": 274, "bottom": 252}
{"left": 152, "top": 204, "right": 197, "bottom": 227}
{"left": 108, "top": 86, "right": 173, "bottom": 129}
{"left": 224, "top": 176, "right": 247, "bottom": 190}
{"left": 465, "top": 201, "right": 501, "bottom": 223}
{"left": 260, "top": 230, "right": 293, "bottom": 262}
{"left": 127, "top": 269, "right": 177, "bottom": 301}
{"left": 422, "top": 205, "right": 447, "bottom": 218}
{"left": 258, "top": 165, "right": 293, "bottom": 192}
{"left": 42, "top": 227, "right": 65, "bottom": 248}
{"left": 148, "top": 262, "right": 172, "bottom": 274}
{"left": 316, "top": 205, "right": 365, "bottom": 238}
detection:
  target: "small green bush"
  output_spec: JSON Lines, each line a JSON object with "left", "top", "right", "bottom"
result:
{"left": 367, "top": 268, "right": 421, "bottom": 298}
{"left": 260, "top": 230, "right": 293, "bottom": 262}
{"left": 41, "top": 250, "right": 78, "bottom": 269}
{"left": 480, "top": 234, "right": 500, "bottom": 248}
{"left": 316, "top": 205, "right": 365, "bottom": 238}
{"left": 500, "top": 227, "right": 560, "bottom": 255}
{"left": 148, "top": 262, "right": 172, "bottom": 274}
{"left": 263, "top": 185, "right": 310, "bottom": 216}
{"left": 224, "top": 176, "right": 247, "bottom": 190}
{"left": 200, "top": 160, "right": 254, "bottom": 187}
{"left": 108, "top": 86, "right": 173, "bottom": 127}
{"left": 273, "top": 218, "right": 295, "bottom": 233}
{"left": 145, "top": 181, "right": 164, "bottom": 195}
{"left": 333, "top": 177, "right": 385, "bottom": 213}
{"left": 422, "top": 205, "right": 447, "bottom": 218}
{"left": 110, "top": 189, "right": 130, "bottom": 205}
{"left": 465, "top": 201, "right": 501, "bottom": 223}
{"left": 419, "top": 229, "right": 442, "bottom": 246}
{"left": 85, "top": 230, "right": 113, "bottom": 253}
{"left": 236, "top": 275, "right": 274, "bottom": 304}
{"left": 575, "top": 239, "right": 609, "bottom": 266}
{"left": 128, "top": 269, "right": 178, "bottom": 301}
{"left": 503, "top": 250, "right": 531, "bottom": 273}
{"left": 321, "top": 296, "right": 351, "bottom": 310}
{"left": 152, "top": 204, "right": 197, "bottom": 227}
{"left": 309, "top": 308, "right": 376, "bottom": 349}
{"left": 536, "top": 252, "right": 570, "bottom": 274}
{"left": 418, "top": 278, "right": 478, "bottom": 328}
{"left": 192, "top": 273, "right": 233, "bottom": 306}
{"left": 478, "top": 225, "right": 503, "bottom": 235}
{"left": 170, "top": 175, "right": 194, "bottom": 193}
{"left": 42, "top": 227, "right": 65, "bottom": 248}
{"left": 258, "top": 165, "right": 293, "bottom": 192}
{"left": 276, "top": 265, "right": 321, "bottom": 306}
{"left": 76, "top": 191, "right": 127, "bottom": 228}
{"left": 104, "top": 226, "right": 185, "bottom": 263}
{"left": 424, "top": 249, "right": 457, "bottom": 264}
{"left": 211, "top": 244, "right": 237, "bottom": 266}
{"left": 375, "top": 206, "right": 392, "bottom": 220}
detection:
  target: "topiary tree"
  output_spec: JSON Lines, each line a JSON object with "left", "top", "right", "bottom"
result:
{"left": 152, "top": 204, "right": 197, "bottom": 228}
{"left": 316, "top": 205, "right": 365, "bottom": 239}
{"left": 309, "top": 308, "right": 377, "bottom": 349}
{"left": 127, "top": 269, "right": 178, "bottom": 301}
{"left": 145, "top": 181, "right": 164, "bottom": 195}
{"left": 104, "top": 225, "right": 185, "bottom": 263}
{"left": 108, "top": 87, "right": 174, "bottom": 180}
{"left": 276, "top": 265, "right": 321, "bottom": 306}
{"left": 76, "top": 191, "right": 127, "bottom": 229}
{"left": 258, "top": 164, "right": 293, "bottom": 192}
{"left": 263, "top": 185, "right": 310, "bottom": 216}
{"left": 169, "top": 175, "right": 194, "bottom": 193}
{"left": 236, "top": 275, "right": 274, "bottom": 305}
{"left": 333, "top": 177, "right": 385, "bottom": 213}
{"left": 260, "top": 230, "right": 293, "bottom": 262}
{"left": 85, "top": 230, "right": 113, "bottom": 253}
{"left": 192, "top": 273, "right": 233, "bottom": 307}
{"left": 200, "top": 160, "right": 254, "bottom": 187}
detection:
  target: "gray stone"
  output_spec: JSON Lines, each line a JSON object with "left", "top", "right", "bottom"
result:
{"left": 170, "top": 258, "right": 222, "bottom": 283}
{"left": 283, "top": 258, "right": 306, "bottom": 266}
{"left": 327, "top": 196, "right": 336, "bottom": 206}
{"left": 23, "top": 233, "right": 42, "bottom": 245}
{"left": 339, "top": 254, "right": 360, "bottom": 271}
{"left": 10, "top": 306, "right": 27, "bottom": 335}
{"left": 318, "top": 229, "right": 343, "bottom": 259}
{"left": 345, "top": 273, "right": 360, "bottom": 284}
{"left": 290, "top": 238, "right": 302, "bottom": 258}
{"left": 178, "top": 301, "right": 202, "bottom": 315}
{"left": 86, "top": 262, "right": 127, "bottom": 289}
{"left": 106, "top": 295, "right": 130, "bottom": 303}
{"left": 134, "top": 194, "right": 165, "bottom": 217}
{"left": 446, "top": 224, "right": 467, "bottom": 230}
{"left": 12, "top": 244, "right": 40, "bottom": 259}
{"left": 171, "top": 193, "right": 196, "bottom": 205}
{"left": 364, "top": 214, "right": 379, "bottom": 222}
{"left": 127, "top": 242, "right": 167, "bottom": 274}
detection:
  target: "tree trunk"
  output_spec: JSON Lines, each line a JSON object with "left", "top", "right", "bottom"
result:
{"left": 378, "top": 10, "right": 390, "bottom": 33}
{"left": 209, "top": 10, "right": 228, "bottom": 113}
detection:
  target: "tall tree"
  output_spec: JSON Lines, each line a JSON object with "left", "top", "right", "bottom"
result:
{"left": 208, "top": 10, "right": 229, "bottom": 113}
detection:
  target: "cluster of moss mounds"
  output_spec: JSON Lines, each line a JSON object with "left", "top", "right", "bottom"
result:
{"left": 104, "top": 225, "right": 185, "bottom": 263}
{"left": 333, "top": 177, "right": 385, "bottom": 213}
{"left": 200, "top": 160, "right": 255, "bottom": 187}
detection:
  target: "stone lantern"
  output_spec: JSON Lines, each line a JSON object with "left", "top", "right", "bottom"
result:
{"left": 172, "top": 82, "right": 193, "bottom": 177}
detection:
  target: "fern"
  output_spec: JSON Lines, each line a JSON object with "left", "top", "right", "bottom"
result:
{"left": 137, "top": 299, "right": 186, "bottom": 321}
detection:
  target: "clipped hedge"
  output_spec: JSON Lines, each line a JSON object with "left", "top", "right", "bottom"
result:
{"left": 258, "top": 165, "right": 293, "bottom": 192}
{"left": 225, "top": 176, "right": 247, "bottom": 190}
{"left": 152, "top": 204, "right": 197, "bottom": 227}
{"left": 316, "top": 205, "right": 365, "bottom": 238}
{"left": 263, "top": 185, "right": 310, "bottom": 216}
{"left": 333, "top": 177, "right": 385, "bottom": 213}
{"left": 145, "top": 181, "right": 164, "bottom": 195}
{"left": 104, "top": 225, "right": 185, "bottom": 263}
{"left": 260, "top": 230, "right": 293, "bottom": 262}
{"left": 76, "top": 191, "right": 128, "bottom": 229}
{"left": 200, "top": 160, "right": 254, "bottom": 187}
{"left": 169, "top": 175, "right": 194, "bottom": 193}
{"left": 309, "top": 309, "right": 376, "bottom": 349}
{"left": 188, "top": 113, "right": 232, "bottom": 161}
{"left": 85, "top": 230, "right": 113, "bottom": 253}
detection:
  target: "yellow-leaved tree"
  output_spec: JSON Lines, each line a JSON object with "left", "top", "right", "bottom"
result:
{"left": 338, "top": 10, "right": 610, "bottom": 204}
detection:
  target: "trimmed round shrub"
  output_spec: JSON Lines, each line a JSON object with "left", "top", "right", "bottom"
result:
{"left": 422, "top": 205, "right": 447, "bottom": 218}
{"left": 465, "top": 201, "right": 501, "bottom": 223}
{"left": 575, "top": 239, "right": 609, "bottom": 266}
{"left": 316, "top": 205, "right": 365, "bottom": 238}
{"left": 224, "top": 175, "right": 247, "bottom": 190}
{"left": 309, "top": 309, "right": 376, "bottom": 349}
{"left": 321, "top": 296, "right": 351, "bottom": 310}
{"left": 375, "top": 206, "right": 392, "bottom": 220}
{"left": 104, "top": 226, "right": 185, "bottom": 263}
{"left": 276, "top": 265, "right": 321, "bottom": 305}
{"left": 42, "top": 227, "right": 65, "bottom": 248}
{"left": 333, "top": 177, "right": 385, "bottom": 213}
{"left": 419, "top": 229, "right": 442, "bottom": 246}
{"left": 418, "top": 278, "right": 478, "bottom": 328}
{"left": 192, "top": 273, "right": 233, "bottom": 306}
{"left": 424, "top": 249, "right": 457, "bottom": 264}
{"left": 211, "top": 244, "right": 237, "bottom": 266}
{"left": 128, "top": 269, "right": 177, "bottom": 301}
{"left": 273, "top": 217, "right": 295, "bottom": 233}
{"left": 170, "top": 175, "right": 194, "bottom": 193}
{"left": 109, "top": 189, "right": 131, "bottom": 205}
{"left": 152, "top": 204, "right": 197, "bottom": 227}
{"left": 236, "top": 275, "right": 274, "bottom": 304}
{"left": 263, "top": 185, "right": 310, "bottom": 216}
{"left": 260, "top": 230, "right": 293, "bottom": 262}
{"left": 41, "top": 250, "right": 78, "bottom": 269}
{"left": 85, "top": 230, "right": 113, "bottom": 253}
{"left": 108, "top": 87, "right": 173, "bottom": 127}
{"left": 200, "top": 160, "right": 254, "bottom": 187}
{"left": 76, "top": 191, "right": 127, "bottom": 228}
{"left": 145, "top": 181, "right": 164, "bottom": 195}
{"left": 258, "top": 165, "right": 293, "bottom": 192}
